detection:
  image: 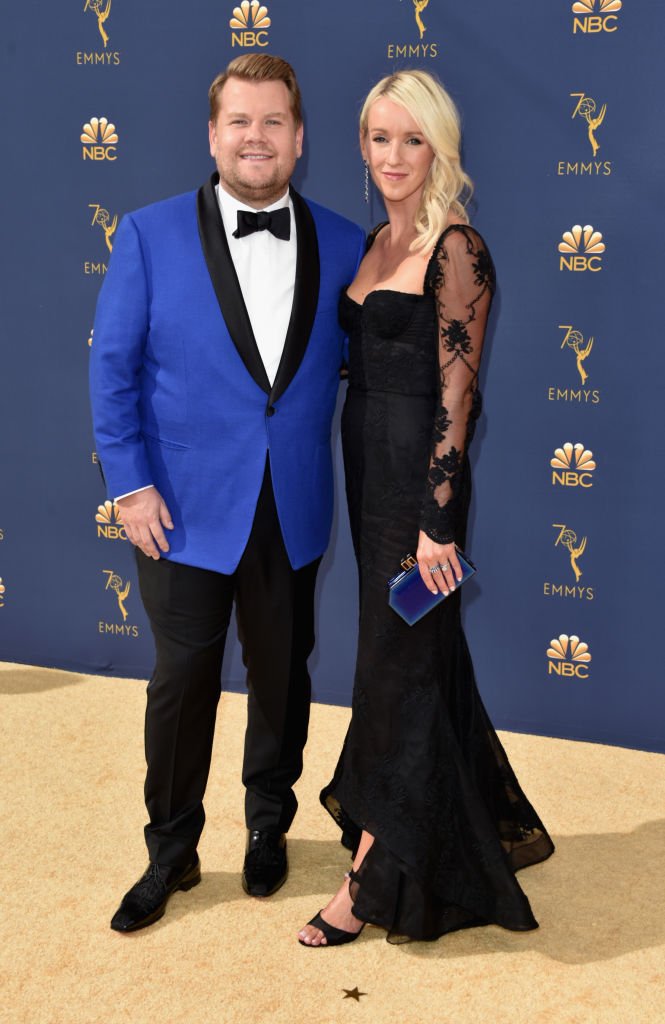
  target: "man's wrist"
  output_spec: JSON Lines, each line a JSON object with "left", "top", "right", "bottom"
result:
{"left": 115, "top": 485, "right": 153, "bottom": 502}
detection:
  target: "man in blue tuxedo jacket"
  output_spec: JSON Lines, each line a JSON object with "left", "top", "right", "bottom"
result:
{"left": 90, "top": 54, "right": 365, "bottom": 932}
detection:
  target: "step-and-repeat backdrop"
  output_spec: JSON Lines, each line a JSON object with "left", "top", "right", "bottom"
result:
{"left": 2, "top": 2, "right": 663, "bottom": 752}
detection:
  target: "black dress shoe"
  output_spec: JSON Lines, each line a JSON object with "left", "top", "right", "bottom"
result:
{"left": 110, "top": 856, "right": 201, "bottom": 933}
{"left": 242, "top": 830, "right": 288, "bottom": 897}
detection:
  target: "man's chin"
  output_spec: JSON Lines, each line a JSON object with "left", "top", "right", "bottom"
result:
{"left": 227, "top": 174, "right": 290, "bottom": 204}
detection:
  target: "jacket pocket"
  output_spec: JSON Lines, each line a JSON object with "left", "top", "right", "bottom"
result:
{"left": 141, "top": 430, "right": 190, "bottom": 451}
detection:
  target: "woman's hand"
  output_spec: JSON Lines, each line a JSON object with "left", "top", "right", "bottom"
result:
{"left": 416, "top": 530, "right": 461, "bottom": 595}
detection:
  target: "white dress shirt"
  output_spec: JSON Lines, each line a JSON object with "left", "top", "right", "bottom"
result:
{"left": 216, "top": 182, "right": 297, "bottom": 387}
{"left": 116, "top": 181, "right": 297, "bottom": 502}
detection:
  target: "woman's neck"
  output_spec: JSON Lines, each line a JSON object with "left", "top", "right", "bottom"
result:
{"left": 382, "top": 192, "right": 423, "bottom": 249}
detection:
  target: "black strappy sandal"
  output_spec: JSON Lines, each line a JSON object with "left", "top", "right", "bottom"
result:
{"left": 298, "top": 869, "right": 365, "bottom": 948}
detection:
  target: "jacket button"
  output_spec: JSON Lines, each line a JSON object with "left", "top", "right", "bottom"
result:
{"left": 266, "top": 405, "right": 275, "bottom": 417}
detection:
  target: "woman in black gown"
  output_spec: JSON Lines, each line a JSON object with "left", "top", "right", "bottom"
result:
{"left": 298, "top": 70, "right": 554, "bottom": 947}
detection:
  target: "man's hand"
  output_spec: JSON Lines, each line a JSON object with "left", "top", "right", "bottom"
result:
{"left": 416, "top": 530, "right": 462, "bottom": 596}
{"left": 116, "top": 487, "right": 174, "bottom": 559}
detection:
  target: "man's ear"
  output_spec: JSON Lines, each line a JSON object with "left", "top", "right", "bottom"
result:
{"left": 208, "top": 120, "right": 217, "bottom": 160}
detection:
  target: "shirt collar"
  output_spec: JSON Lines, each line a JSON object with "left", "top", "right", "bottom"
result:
{"left": 216, "top": 182, "right": 291, "bottom": 230}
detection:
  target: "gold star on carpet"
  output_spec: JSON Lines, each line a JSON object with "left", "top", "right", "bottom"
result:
{"left": 342, "top": 987, "right": 367, "bottom": 1001}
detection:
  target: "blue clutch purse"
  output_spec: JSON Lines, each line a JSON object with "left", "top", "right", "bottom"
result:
{"left": 387, "top": 550, "right": 477, "bottom": 626}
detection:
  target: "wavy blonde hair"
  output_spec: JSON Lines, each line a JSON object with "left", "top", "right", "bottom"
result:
{"left": 360, "top": 70, "right": 473, "bottom": 253}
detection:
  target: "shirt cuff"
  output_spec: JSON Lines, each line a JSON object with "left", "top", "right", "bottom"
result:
{"left": 115, "top": 485, "right": 153, "bottom": 502}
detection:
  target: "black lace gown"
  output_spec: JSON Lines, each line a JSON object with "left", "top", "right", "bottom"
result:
{"left": 321, "top": 224, "right": 554, "bottom": 942}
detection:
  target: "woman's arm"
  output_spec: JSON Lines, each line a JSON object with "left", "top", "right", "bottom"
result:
{"left": 417, "top": 225, "right": 495, "bottom": 594}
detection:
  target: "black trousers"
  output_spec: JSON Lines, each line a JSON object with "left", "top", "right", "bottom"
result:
{"left": 136, "top": 462, "right": 320, "bottom": 867}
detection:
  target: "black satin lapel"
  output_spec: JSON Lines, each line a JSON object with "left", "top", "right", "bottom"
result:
{"left": 270, "top": 188, "right": 320, "bottom": 406}
{"left": 196, "top": 173, "right": 270, "bottom": 394}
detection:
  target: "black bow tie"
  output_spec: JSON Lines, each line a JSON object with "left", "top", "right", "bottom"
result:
{"left": 233, "top": 207, "right": 290, "bottom": 241}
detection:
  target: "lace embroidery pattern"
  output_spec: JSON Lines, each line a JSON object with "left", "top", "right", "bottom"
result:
{"left": 420, "top": 225, "right": 496, "bottom": 543}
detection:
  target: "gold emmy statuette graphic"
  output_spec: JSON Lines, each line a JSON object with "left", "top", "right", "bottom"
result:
{"left": 547, "top": 633, "right": 591, "bottom": 678}
{"left": 553, "top": 524, "right": 587, "bottom": 582}
{"left": 103, "top": 570, "right": 131, "bottom": 622}
{"left": 0, "top": 577, "right": 5, "bottom": 608}
{"left": 84, "top": 0, "right": 112, "bottom": 48}
{"left": 89, "top": 204, "right": 118, "bottom": 254}
{"left": 81, "top": 117, "right": 118, "bottom": 160}
{"left": 559, "top": 224, "right": 605, "bottom": 271}
{"left": 551, "top": 442, "right": 596, "bottom": 487}
{"left": 406, "top": 0, "right": 431, "bottom": 39}
{"left": 571, "top": 94, "right": 606, "bottom": 156}
{"left": 560, "top": 325, "right": 593, "bottom": 384}
{"left": 387, "top": 0, "right": 438, "bottom": 59}
{"left": 230, "top": 2, "right": 271, "bottom": 46}
{"left": 88, "top": 328, "right": 94, "bottom": 347}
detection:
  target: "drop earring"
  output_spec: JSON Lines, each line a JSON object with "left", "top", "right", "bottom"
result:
{"left": 364, "top": 161, "right": 369, "bottom": 204}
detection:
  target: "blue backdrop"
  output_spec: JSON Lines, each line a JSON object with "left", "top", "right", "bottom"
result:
{"left": 2, "top": 1, "right": 663, "bottom": 753}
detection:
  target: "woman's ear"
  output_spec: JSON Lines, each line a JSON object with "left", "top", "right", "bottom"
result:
{"left": 359, "top": 131, "right": 368, "bottom": 164}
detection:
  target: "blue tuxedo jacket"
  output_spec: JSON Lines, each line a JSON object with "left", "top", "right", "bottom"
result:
{"left": 89, "top": 173, "right": 365, "bottom": 573}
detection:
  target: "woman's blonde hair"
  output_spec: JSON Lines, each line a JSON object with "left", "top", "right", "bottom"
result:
{"left": 360, "top": 70, "right": 473, "bottom": 253}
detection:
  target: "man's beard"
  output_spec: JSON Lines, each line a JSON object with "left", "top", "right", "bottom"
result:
{"left": 221, "top": 155, "right": 294, "bottom": 205}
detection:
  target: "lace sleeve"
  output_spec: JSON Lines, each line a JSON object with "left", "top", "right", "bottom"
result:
{"left": 420, "top": 225, "right": 496, "bottom": 543}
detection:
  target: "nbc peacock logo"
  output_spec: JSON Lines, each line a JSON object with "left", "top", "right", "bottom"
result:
{"left": 81, "top": 117, "right": 118, "bottom": 161}
{"left": 230, "top": 1, "right": 271, "bottom": 47}
{"left": 547, "top": 634, "right": 592, "bottom": 678}
{"left": 572, "top": 0, "right": 622, "bottom": 33}
{"left": 95, "top": 500, "right": 127, "bottom": 541}
{"left": 0, "top": 577, "right": 5, "bottom": 608}
{"left": 551, "top": 442, "right": 596, "bottom": 488}
{"left": 559, "top": 224, "right": 605, "bottom": 272}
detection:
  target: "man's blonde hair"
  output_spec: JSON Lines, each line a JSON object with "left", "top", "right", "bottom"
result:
{"left": 209, "top": 54, "right": 303, "bottom": 125}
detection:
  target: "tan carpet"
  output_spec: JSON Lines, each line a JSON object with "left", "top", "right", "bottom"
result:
{"left": 1, "top": 661, "right": 664, "bottom": 1024}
